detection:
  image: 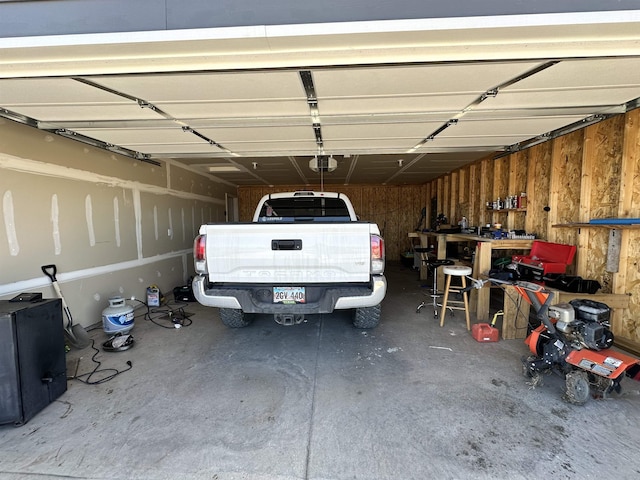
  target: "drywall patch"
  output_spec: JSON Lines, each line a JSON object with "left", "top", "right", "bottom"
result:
{"left": 192, "top": 206, "right": 196, "bottom": 238}
{"left": 153, "top": 205, "right": 159, "bottom": 240}
{"left": 85, "top": 194, "right": 96, "bottom": 246}
{"left": 133, "top": 188, "right": 142, "bottom": 260}
{"left": 51, "top": 194, "right": 61, "bottom": 255}
{"left": 168, "top": 208, "right": 174, "bottom": 239}
{"left": 3, "top": 190, "right": 19, "bottom": 256}
{"left": 113, "top": 196, "right": 121, "bottom": 247}
{"left": 181, "top": 208, "right": 186, "bottom": 243}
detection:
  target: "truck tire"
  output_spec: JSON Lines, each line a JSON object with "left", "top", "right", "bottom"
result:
{"left": 353, "top": 304, "right": 381, "bottom": 329}
{"left": 219, "top": 308, "right": 252, "bottom": 328}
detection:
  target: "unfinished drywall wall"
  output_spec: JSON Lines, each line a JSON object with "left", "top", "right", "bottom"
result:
{"left": 0, "top": 119, "right": 233, "bottom": 328}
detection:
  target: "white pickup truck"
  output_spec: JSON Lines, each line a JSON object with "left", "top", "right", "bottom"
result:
{"left": 192, "top": 191, "right": 387, "bottom": 328}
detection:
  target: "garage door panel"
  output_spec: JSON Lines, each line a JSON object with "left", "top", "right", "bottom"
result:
{"left": 156, "top": 100, "right": 309, "bottom": 118}
{"left": 320, "top": 95, "right": 474, "bottom": 115}
{"left": 481, "top": 86, "right": 640, "bottom": 110}
{"left": 312, "top": 62, "right": 545, "bottom": 97}
{"left": 91, "top": 71, "right": 306, "bottom": 102}
{"left": 443, "top": 116, "right": 587, "bottom": 138}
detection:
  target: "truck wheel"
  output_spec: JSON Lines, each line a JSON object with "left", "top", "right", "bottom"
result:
{"left": 564, "top": 370, "right": 590, "bottom": 405}
{"left": 219, "top": 308, "right": 252, "bottom": 328}
{"left": 353, "top": 304, "right": 381, "bottom": 329}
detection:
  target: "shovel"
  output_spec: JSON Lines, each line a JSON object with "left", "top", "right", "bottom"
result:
{"left": 41, "top": 264, "right": 91, "bottom": 349}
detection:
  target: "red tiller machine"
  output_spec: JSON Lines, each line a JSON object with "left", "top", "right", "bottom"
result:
{"left": 466, "top": 277, "right": 640, "bottom": 404}
{"left": 506, "top": 280, "right": 640, "bottom": 404}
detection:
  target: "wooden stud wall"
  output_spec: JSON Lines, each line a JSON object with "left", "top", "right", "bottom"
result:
{"left": 547, "top": 129, "right": 583, "bottom": 252}
{"left": 525, "top": 142, "right": 552, "bottom": 239}
{"left": 469, "top": 163, "right": 482, "bottom": 228}
{"left": 426, "top": 110, "right": 640, "bottom": 349}
{"left": 509, "top": 151, "right": 528, "bottom": 231}
{"left": 617, "top": 110, "right": 640, "bottom": 344}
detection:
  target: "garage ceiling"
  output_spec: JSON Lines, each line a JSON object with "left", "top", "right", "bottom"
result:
{"left": 2, "top": 15, "right": 640, "bottom": 186}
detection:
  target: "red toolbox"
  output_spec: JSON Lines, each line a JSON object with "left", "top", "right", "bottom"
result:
{"left": 472, "top": 323, "right": 499, "bottom": 342}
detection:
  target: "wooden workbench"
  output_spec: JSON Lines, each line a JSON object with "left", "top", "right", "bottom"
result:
{"left": 416, "top": 232, "right": 533, "bottom": 321}
{"left": 469, "top": 236, "right": 533, "bottom": 321}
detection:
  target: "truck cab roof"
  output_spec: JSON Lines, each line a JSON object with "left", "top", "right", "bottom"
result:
{"left": 254, "top": 191, "right": 357, "bottom": 223}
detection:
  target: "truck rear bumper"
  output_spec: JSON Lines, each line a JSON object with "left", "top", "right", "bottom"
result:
{"left": 192, "top": 275, "right": 386, "bottom": 313}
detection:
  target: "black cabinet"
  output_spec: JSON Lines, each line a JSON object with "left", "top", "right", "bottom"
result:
{"left": 0, "top": 299, "right": 67, "bottom": 426}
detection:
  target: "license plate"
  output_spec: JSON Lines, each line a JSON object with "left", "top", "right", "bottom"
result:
{"left": 273, "top": 286, "right": 306, "bottom": 304}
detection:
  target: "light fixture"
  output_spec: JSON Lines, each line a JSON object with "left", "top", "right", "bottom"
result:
{"left": 208, "top": 165, "right": 242, "bottom": 173}
{"left": 252, "top": 162, "right": 258, "bottom": 170}
{"left": 397, "top": 159, "right": 403, "bottom": 167}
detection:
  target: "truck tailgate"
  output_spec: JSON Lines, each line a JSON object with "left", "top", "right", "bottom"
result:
{"left": 202, "top": 223, "right": 374, "bottom": 284}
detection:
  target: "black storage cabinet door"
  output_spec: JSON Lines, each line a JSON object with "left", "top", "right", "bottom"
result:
{"left": 0, "top": 299, "right": 67, "bottom": 426}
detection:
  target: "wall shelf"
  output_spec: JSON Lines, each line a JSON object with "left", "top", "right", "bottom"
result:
{"left": 486, "top": 208, "right": 527, "bottom": 212}
{"left": 553, "top": 223, "right": 640, "bottom": 230}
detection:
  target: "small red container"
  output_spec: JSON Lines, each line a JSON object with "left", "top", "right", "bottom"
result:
{"left": 472, "top": 323, "right": 499, "bottom": 342}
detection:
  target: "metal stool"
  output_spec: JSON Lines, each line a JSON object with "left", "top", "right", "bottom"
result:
{"left": 416, "top": 259, "right": 454, "bottom": 317}
{"left": 440, "top": 265, "right": 473, "bottom": 330}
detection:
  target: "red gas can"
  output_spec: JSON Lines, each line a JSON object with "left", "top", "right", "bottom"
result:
{"left": 472, "top": 323, "right": 499, "bottom": 342}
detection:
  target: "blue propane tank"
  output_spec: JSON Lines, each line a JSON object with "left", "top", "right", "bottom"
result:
{"left": 102, "top": 296, "right": 134, "bottom": 334}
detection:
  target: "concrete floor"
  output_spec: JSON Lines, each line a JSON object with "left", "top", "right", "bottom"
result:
{"left": 2, "top": 262, "right": 640, "bottom": 480}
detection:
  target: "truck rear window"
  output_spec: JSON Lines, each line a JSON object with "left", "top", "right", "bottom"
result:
{"left": 257, "top": 197, "right": 351, "bottom": 222}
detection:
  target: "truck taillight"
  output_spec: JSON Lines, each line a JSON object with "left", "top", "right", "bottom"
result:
{"left": 194, "top": 235, "right": 207, "bottom": 274}
{"left": 371, "top": 235, "right": 385, "bottom": 274}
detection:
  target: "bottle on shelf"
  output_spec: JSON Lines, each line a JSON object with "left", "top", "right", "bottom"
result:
{"left": 519, "top": 192, "right": 527, "bottom": 209}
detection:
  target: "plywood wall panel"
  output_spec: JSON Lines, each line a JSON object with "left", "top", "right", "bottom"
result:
{"left": 442, "top": 175, "right": 451, "bottom": 222}
{"left": 479, "top": 158, "right": 493, "bottom": 227}
{"left": 548, "top": 129, "right": 583, "bottom": 247}
{"left": 621, "top": 230, "right": 640, "bottom": 341}
{"left": 469, "top": 163, "right": 482, "bottom": 228}
{"left": 615, "top": 109, "right": 640, "bottom": 343}
{"left": 385, "top": 187, "right": 401, "bottom": 260}
{"left": 492, "top": 156, "right": 509, "bottom": 199}
{"left": 437, "top": 177, "right": 444, "bottom": 217}
{"left": 589, "top": 116, "right": 625, "bottom": 220}
{"left": 525, "top": 142, "right": 552, "bottom": 239}
{"left": 450, "top": 171, "right": 459, "bottom": 222}
{"left": 459, "top": 166, "right": 468, "bottom": 204}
